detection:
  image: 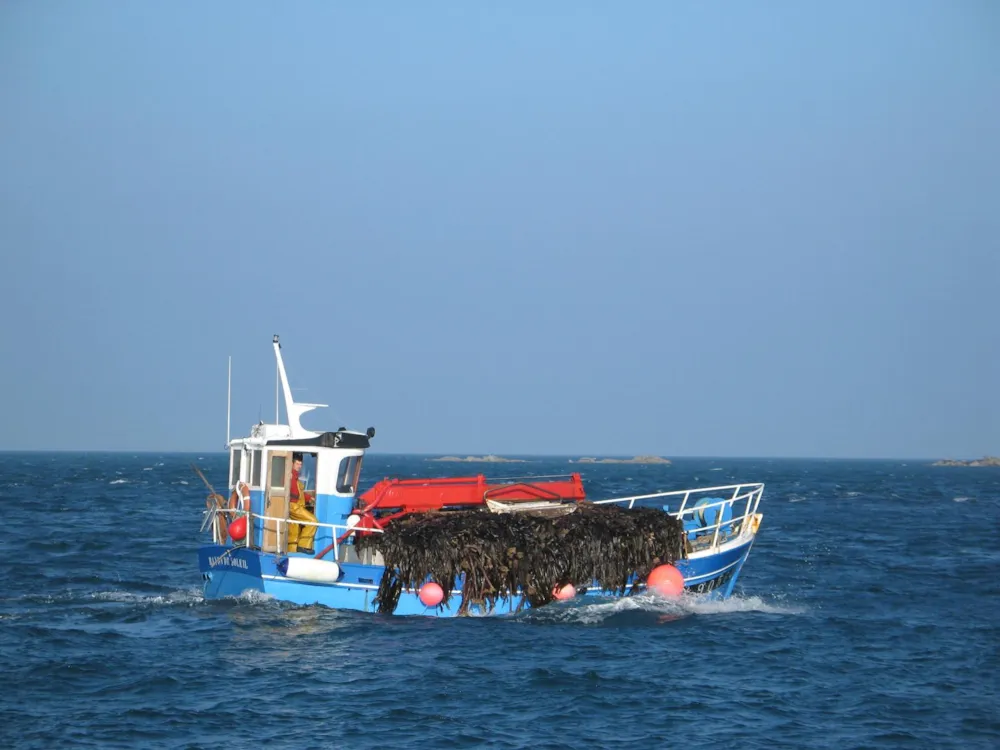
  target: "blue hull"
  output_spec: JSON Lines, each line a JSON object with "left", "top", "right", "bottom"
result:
{"left": 198, "top": 537, "right": 757, "bottom": 617}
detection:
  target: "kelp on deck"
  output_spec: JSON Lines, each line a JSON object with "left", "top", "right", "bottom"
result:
{"left": 355, "top": 503, "right": 685, "bottom": 615}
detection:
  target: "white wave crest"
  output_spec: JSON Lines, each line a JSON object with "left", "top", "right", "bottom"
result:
{"left": 522, "top": 591, "right": 806, "bottom": 625}
{"left": 682, "top": 593, "right": 806, "bottom": 616}
{"left": 87, "top": 588, "right": 205, "bottom": 606}
{"left": 229, "top": 589, "right": 276, "bottom": 605}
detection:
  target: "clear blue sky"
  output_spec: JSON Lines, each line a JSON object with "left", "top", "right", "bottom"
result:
{"left": 1, "top": 1, "right": 997, "bottom": 458}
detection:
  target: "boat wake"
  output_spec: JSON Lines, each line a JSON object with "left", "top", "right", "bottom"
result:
{"left": 88, "top": 587, "right": 280, "bottom": 608}
{"left": 227, "top": 588, "right": 276, "bottom": 605}
{"left": 4, "top": 587, "right": 201, "bottom": 608}
{"left": 87, "top": 587, "right": 206, "bottom": 607}
{"left": 516, "top": 591, "right": 805, "bottom": 626}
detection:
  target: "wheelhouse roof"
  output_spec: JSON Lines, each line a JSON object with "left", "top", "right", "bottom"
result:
{"left": 266, "top": 430, "right": 371, "bottom": 450}
{"left": 225, "top": 336, "right": 375, "bottom": 453}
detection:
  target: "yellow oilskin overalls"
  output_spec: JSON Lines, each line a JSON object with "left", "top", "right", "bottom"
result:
{"left": 287, "top": 470, "right": 318, "bottom": 553}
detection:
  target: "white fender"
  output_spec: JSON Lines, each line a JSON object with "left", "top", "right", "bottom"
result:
{"left": 277, "top": 556, "right": 341, "bottom": 583}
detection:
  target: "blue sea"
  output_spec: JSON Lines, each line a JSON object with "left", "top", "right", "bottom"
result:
{"left": 1, "top": 453, "right": 997, "bottom": 749}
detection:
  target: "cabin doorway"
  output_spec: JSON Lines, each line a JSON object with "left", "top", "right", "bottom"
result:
{"left": 262, "top": 451, "right": 292, "bottom": 553}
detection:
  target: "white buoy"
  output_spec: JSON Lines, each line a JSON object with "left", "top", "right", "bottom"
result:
{"left": 278, "top": 557, "right": 341, "bottom": 583}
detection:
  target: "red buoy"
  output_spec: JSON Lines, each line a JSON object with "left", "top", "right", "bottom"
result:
{"left": 552, "top": 583, "right": 576, "bottom": 601}
{"left": 418, "top": 581, "right": 444, "bottom": 607}
{"left": 228, "top": 516, "right": 247, "bottom": 542}
{"left": 647, "top": 564, "right": 684, "bottom": 597}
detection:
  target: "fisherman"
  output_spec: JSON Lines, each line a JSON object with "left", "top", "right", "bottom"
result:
{"left": 287, "top": 452, "right": 318, "bottom": 555}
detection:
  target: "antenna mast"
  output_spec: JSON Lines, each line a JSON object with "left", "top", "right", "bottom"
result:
{"left": 271, "top": 334, "right": 326, "bottom": 439}
{"left": 226, "top": 356, "right": 232, "bottom": 447}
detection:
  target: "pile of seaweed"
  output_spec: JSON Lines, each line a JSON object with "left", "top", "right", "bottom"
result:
{"left": 354, "top": 503, "right": 685, "bottom": 615}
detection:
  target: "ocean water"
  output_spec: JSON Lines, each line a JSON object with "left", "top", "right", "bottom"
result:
{"left": 1, "top": 453, "right": 997, "bottom": 749}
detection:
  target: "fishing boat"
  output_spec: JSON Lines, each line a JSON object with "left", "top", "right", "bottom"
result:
{"left": 197, "top": 336, "right": 765, "bottom": 616}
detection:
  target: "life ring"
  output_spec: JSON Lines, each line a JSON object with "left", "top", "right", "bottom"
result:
{"left": 229, "top": 481, "right": 251, "bottom": 520}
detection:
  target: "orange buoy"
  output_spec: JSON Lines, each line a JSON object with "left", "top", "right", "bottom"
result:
{"left": 552, "top": 583, "right": 576, "bottom": 601}
{"left": 418, "top": 581, "right": 444, "bottom": 607}
{"left": 228, "top": 515, "right": 247, "bottom": 542}
{"left": 647, "top": 564, "right": 684, "bottom": 597}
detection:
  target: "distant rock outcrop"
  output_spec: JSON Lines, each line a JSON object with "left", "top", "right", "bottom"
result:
{"left": 428, "top": 455, "right": 527, "bottom": 463}
{"left": 931, "top": 456, "right": 1000, "bottom": 467}
{"left": 570, "top": 455, "right": 672, "bottom": 465}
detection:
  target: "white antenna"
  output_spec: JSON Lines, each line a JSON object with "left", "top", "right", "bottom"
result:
{"left": 272, "top": 334, "right": 326, "bottom": 439}
{"left": 226, "top": 356, "right": 232, "bottom": 447}
{"left": 275, "top": 356, "right": 279, "bottom": 425}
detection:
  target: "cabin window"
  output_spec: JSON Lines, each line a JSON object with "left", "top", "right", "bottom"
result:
{"left": 270, "top": 455, "right": 287, "bottom": 490}
{"left": 251, "top": 450, "right": 263, "bottom": 487}
{"left": 300, "top": 453, "right": 317, "bottom": 492}
{"left": 337, "top": 455, "right": 363, "bottom": 494}
{"left": 230, "top": 449, "right": 242, "bottom": 486}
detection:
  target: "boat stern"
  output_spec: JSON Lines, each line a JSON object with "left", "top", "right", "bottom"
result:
{"left": 199, "top": 544, "right": 265, "bottom": 598}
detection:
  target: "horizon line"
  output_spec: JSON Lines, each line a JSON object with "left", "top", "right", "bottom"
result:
{"left": 0, "top": 448, "right": 992, "bottom": 462}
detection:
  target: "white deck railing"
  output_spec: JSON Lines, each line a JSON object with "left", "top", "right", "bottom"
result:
{"left": 590, "top": 483, "right": 764, "bottom": 553}
{"left": 203, "top": 482, "right": 764, "bottom": 559}
{"left": 202, "top": 505, "right": 383, "bottom": 560}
